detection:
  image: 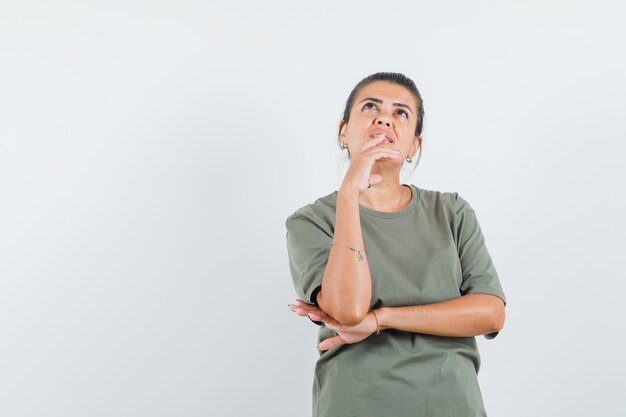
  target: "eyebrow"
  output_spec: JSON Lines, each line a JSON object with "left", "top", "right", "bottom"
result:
{"left": 359, "top": 97, "right": 413, "bottom": 114}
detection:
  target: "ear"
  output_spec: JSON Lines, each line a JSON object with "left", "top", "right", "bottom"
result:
{"left": 339, "top": 121, "right": 348, "bottom": 142}
{"left": 409, "top": 134, "right": 422, "bottom": 158}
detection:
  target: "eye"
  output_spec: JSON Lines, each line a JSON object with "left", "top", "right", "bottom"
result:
{"left": 397, "top": 109, "right": 409, "bottom": 119}
{"left": 362, "top": 102, "right": 377, "bottom": 110}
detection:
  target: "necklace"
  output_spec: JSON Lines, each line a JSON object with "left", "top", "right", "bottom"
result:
{"left": 396, "top": 185, "right": 405, "bottom": 211}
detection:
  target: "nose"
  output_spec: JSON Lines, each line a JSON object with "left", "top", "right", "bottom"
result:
{"left": 375, "top": 116, "right": 391, "bottom": 128}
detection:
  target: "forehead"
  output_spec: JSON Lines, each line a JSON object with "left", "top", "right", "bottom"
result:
{"left": 354, "top": 81, "right": 417, "bottom": 111}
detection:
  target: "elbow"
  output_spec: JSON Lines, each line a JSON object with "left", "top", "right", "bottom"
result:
{"left": 490, "top": 301, "right": 506, "bottom": 333}
{"left": 317, "top": 291, "right": 369, "bottom": 326}
{"left": 334, "top": 308, "right": 368, "bottom": 326}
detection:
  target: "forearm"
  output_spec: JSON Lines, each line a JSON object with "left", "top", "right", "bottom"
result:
{"left": 375, "top": 293, "right": 505, "bottom": 337}
{"left": 317, "top": 187, "right": 372, "bottom": 325}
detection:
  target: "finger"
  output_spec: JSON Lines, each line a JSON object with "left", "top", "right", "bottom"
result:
{"left": 368, "top": 174, "right": 383, "bottom": 187}
{"left": 309, "top": 315, "right": 342, "bottom": 333}
{"left": 361, "top": 137, "right": 396, "bottom": 152}
{"left": 362, "top": 144, "right": 401, "bottom": 154}
{"left": 318, "top": 335, "right": 345, "bottom": 351}
{"left": 294, "top": 309, "right": 312, "bottom": 317}
{"left": 308, "top": 313, "right": 329, "bottom": 323}
{"left": 361, "top": 135, "right": 393, "bottom": 152}
{"left": 291, "top": 306, "right": 319, "bottom": 317}
{"left": 368, "top": 148, "right": 401, "bottom": 160}
{"left": 309, "top": 313, "right": 337, "bottom": 327}
{"left": 292, "top": 300, "right": 318, "bottom": 310}
{"left": 289, "top": 303, "right": 317, "bottom": 315}
{"left": 308, "top": 312, "right": 340, "bottom": 326}
{"left": 294, "top": 300, "right": 323, "bottom": 312}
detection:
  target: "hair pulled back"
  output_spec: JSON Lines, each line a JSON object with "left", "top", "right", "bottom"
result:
{"left": 337, "top": 72, "right": 425, "bottom": 171}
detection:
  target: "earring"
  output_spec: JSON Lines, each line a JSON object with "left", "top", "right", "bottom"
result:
{"left": 340, "top": 143, "right": 348, "bottom": 150}
{"left": 406, "top": 156, "right": 413, "bottom": 163}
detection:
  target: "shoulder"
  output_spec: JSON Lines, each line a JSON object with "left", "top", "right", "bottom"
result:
{"left": 285, "top": 190, "right": 339, "bottom": 231}
{"left": 413, "top": 185, "right": 466, "bottom": 213}
{"left": 410, "top": 185, "right": 476, "bottom": 228}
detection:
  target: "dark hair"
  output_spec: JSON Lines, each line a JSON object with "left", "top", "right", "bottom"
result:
{"left": 337, "top": 72, "right": 425, "bottom": 171}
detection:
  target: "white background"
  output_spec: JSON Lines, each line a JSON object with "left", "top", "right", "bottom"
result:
{"left": 1, "top": 1, "right": 625, "bottom": 416}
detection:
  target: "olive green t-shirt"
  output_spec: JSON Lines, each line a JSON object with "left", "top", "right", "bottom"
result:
{"left": 285, "top": 184, "right": 506, "bottom": 417}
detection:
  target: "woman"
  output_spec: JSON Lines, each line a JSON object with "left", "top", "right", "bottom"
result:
{"left": 286, "top": 72, "right": 506, "bottom": 417}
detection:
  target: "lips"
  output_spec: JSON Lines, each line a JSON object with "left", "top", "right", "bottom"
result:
{"left": 369, "top": 129, "right": 394, "bottom": 143}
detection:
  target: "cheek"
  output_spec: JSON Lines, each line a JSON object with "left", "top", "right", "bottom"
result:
{"left": 347, "top": 119, "right": 372, "bottom": 137}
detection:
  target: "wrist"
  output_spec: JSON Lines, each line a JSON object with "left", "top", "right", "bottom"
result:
{"left": 370, "top": 309, "right": 380, "bottom": 335}
{"left": 373, "top": 307, "right": 389, "bottom": 331}
{"left": 338, "top": 184, "right": 360, "bottom": 201}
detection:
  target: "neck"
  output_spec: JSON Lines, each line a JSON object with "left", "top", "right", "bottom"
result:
{"left": 358, "top": 178, "right": 408, "bottom": 213}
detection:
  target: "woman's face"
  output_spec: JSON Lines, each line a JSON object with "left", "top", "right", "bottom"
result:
{"left": 340, "top": 81, "right": 421, "bottom": 163}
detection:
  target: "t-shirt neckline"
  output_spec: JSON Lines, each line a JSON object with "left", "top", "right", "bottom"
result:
{"left": 357, "top": 184, "right": 418, "bottom": 219}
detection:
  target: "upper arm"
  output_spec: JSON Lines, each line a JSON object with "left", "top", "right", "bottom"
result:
{"left": 286, "top": 214, "right": 331, "bottom": 325}
{"left": 454, "top": 194, "right": 507, "bottom": 338}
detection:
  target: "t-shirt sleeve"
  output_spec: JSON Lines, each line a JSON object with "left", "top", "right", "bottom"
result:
{"left": 285, "top": 213, "right": 332, "bottom": 325}
{"left": 454, "top": 193, "right": 507, "bottom": 340}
